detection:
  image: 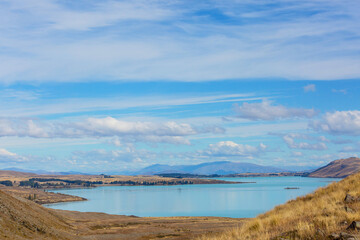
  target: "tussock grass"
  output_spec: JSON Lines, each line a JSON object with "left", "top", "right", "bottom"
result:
{"left": 199, "top": 173, "right": 360, "bottom": 240}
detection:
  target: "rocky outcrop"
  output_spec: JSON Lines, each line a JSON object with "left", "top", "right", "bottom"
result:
{"left": 347, "top": 221, "right": 360, "bottom": 231}
{"left": 329, "top": 232, "right": 357, "bottom": 240}
{"left": 345, "top": 194, "right": 360, "bottom": 203}
{"left": 345, "top": 206, "right": 355, "bottom": 213}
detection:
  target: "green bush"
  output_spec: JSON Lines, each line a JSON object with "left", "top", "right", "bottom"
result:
{"left": 0, "top": 180, "right": 13, "bottom": 186}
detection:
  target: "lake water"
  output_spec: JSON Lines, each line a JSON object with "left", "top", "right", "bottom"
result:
{"left": 45, "top": 177, "right": 340, "bottom": 218}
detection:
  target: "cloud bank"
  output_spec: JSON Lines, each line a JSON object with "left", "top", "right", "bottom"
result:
{"left": 1, "top": 0, "right": 360, "bottom": 82}
{"left": 0, "top": 117, "right": 224, "bottom": 145}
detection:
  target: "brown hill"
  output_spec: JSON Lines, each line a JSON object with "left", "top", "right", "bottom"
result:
{"left": 307, "top": 157, "right": 360, "bottom": 178}
{"left": 0, "top": 190, "right": 74, "bottom": 239}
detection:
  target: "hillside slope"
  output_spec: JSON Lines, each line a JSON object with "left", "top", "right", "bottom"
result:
{"left": 0, "top": 190, "right": 74, "bottom": 239}
{"left": 307, "top": 157, "right": 360, "bottom": 178}
{"left": 200, "top": 171, "right": 360, "bottom": 240}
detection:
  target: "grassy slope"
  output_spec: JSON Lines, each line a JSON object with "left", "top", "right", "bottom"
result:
{"left": 0, "top": 190, "right": 75, "bottom": 240}
{"left": 200, "top": 172, "right": 360, "bottom": 240}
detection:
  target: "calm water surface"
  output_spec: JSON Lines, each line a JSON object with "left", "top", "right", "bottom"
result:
{"left": 46, "top": 177, "right": 340, "bottom": 218}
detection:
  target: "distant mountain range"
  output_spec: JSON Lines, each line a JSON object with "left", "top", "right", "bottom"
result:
{"left": 2, "top": 162, "right": 308, "bottom": 176}
{"left": 131, "top": 161, "right": 287, "bottom": 175}
{"left": 1, "top": 167, "right": 86, "bottom": 175}
{"left": 306, "top": 157, "right": 360, "bottom": 178}
{"left": 3, "top": 157, "right": 360, "bottom": 178}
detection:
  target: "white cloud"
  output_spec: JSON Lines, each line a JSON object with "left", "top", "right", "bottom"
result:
{"left": 201, "top": 141, "right": 267, "bottom": 157}
{"left": 303, "top": 84, "right": 316, "bottom": 92}
{"left": 234, "top": 100, "right": 317, "bottom": 121}
{"left": 78, "top": 117, "right": 196, "bottom": 136}
{"left": 0, "top": 117, "right": 223, "bottom": 145}
{"left": 310, "top": 111, "right": 360, "bottom": 135}
{"left": 0, "top": 148, "right": 27, "bottom": 162}
{"left": 0, "top": 119, "right": 49, "bottom": 138}
{"left": 0, "top": 148, "right": 17, "bottom": 157}
{"left": 72, "top": 146, "right": 153, "bottom": 164}
{"left": 282, "top": 133, "right": 327, "bottom": 150}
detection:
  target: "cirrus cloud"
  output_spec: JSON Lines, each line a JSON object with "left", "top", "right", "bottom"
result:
{"left": 234, "top": 100, "right": 317, "bottom": 121}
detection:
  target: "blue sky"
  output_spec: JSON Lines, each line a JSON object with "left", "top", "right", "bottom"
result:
{"left": 0, "top": 0, "right": 359, "bottom": 172}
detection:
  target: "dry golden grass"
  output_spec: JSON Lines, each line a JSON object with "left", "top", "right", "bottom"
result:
{"left": 0, "top": 170, "right": 37, "bottom": 182}
{"left": 199, "top": 172, "right": 360, "bottom": 240}
{"left": 57, "top": 211, "right": 245, "bottom": 240}
{"left": 0, "top": 190, "right": 73, "bottom": 239}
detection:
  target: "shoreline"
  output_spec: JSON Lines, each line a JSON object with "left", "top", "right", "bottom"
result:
{"left": 0, "top": 172, "right": 254, "bottom": 205}
{"left": 42, "top": 176, "right": 341, "bottom": 219}
{"left": 0, "top": 171, "right": 341, "bottom": 207}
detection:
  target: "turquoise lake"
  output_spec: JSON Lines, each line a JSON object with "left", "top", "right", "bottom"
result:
{"left": 45, "top": 177, "right": 341, "bottom": 218}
